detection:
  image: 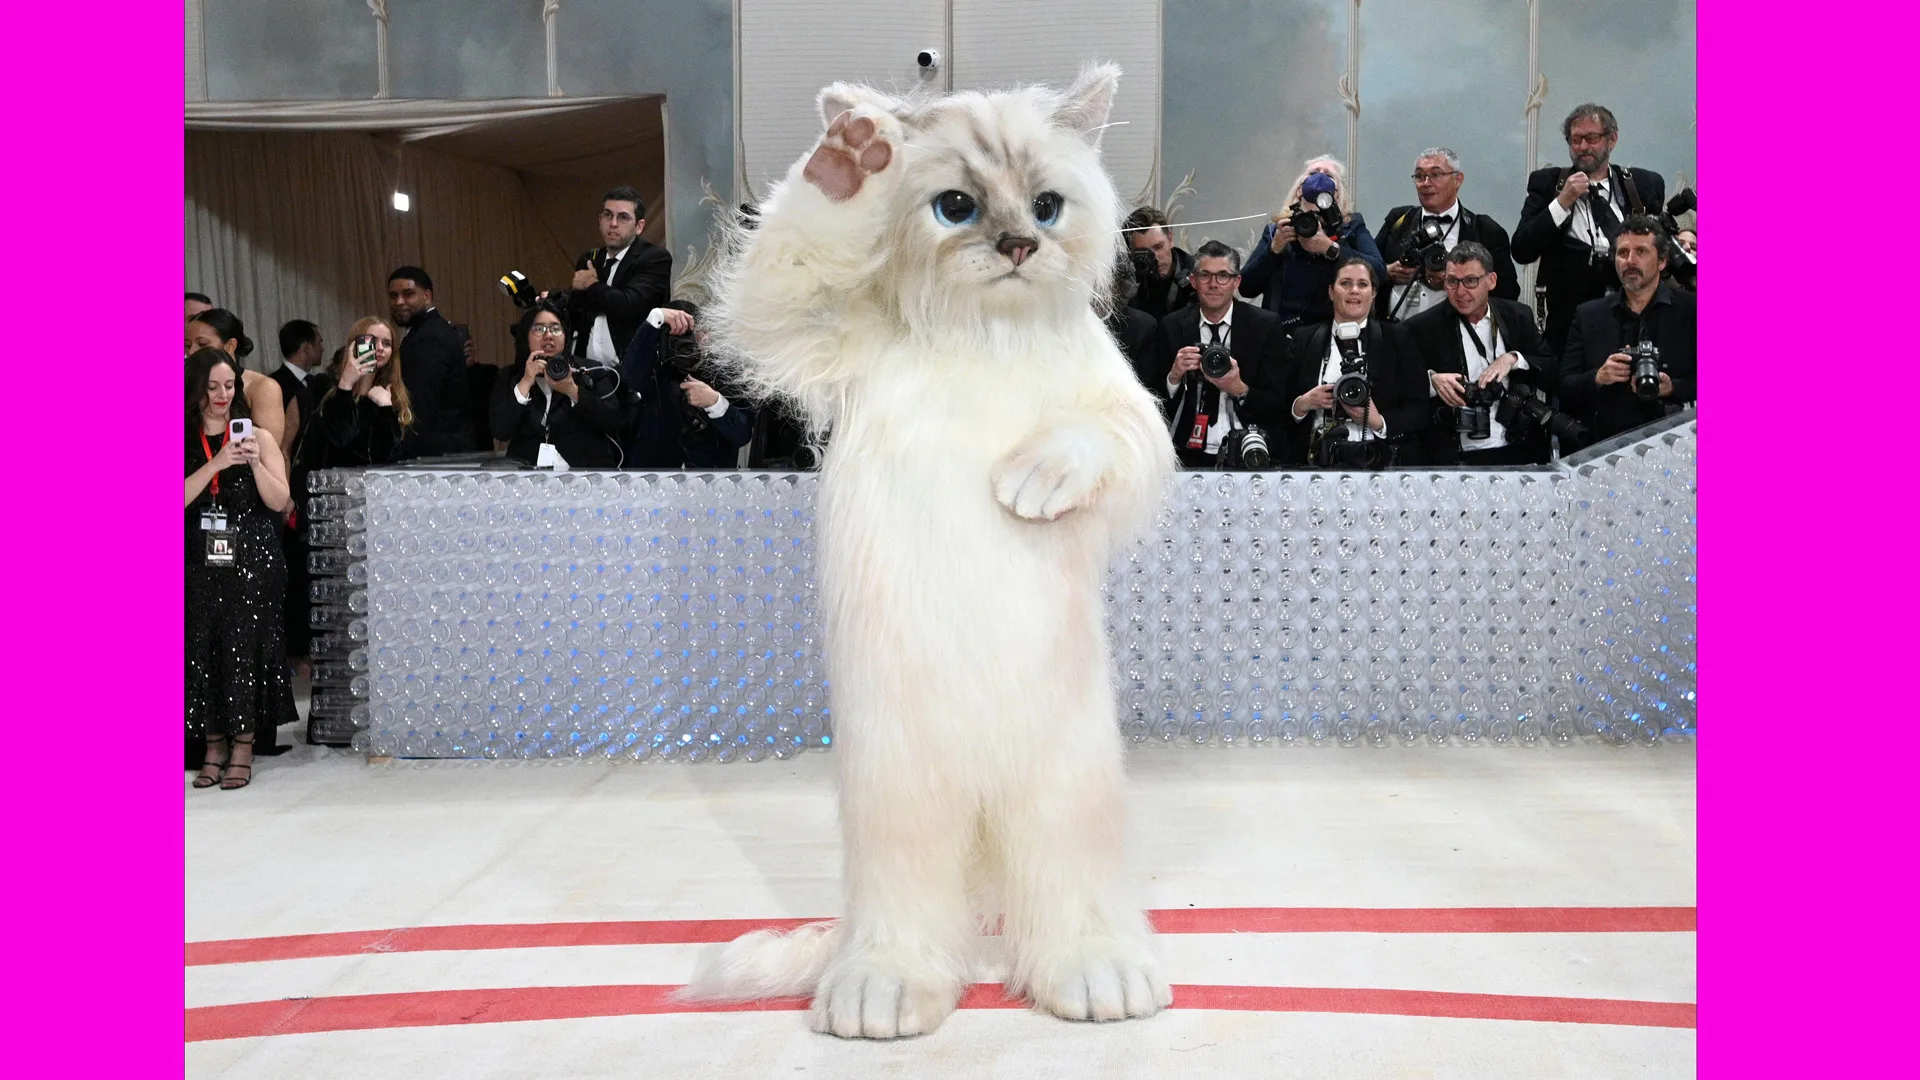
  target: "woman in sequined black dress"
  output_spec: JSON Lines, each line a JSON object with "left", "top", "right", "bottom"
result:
{"left": 186, "top": 348, "right": 293, "bottom": 790}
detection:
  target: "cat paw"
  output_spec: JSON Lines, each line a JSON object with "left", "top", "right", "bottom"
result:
{"left": 809, "top": 955, "right": 963, "bottom": 1039}
{"left": 992, "top": 426, "right": 1110, "bottom": 522}
{"left": 1025, "top": 938, "right": 1172, "bottom": 1023}
{"left": 802, "top": 107, "right": 899, "bottom": 203}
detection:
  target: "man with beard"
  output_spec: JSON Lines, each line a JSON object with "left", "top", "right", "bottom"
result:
{"left": 1512, "top": 104, "right": 1665, "bottom": 354}
{"left": 1558, "top": 214, "right": 1696, "bottom": 449}
{"left": 386, "top": 266, "right": 474, "bottom": 456}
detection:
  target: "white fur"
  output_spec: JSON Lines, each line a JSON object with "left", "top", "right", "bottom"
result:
{"left": 681, "top": 64, "right": 1177, "bottom": 1039}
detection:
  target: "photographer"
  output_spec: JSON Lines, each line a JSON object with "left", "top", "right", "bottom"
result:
{"left": 1147, "top": 241, "right": 1292, "bottom": 468}
{"left": 491, "top": 299, "right": 631, "bottom": 468}
{"left": 308, "top": 317, "right": 415, "bottom": 469}
{"left": 1559, "top": 214, "right": 1697, "bottom": 450}
{"left": 1239, "top": 156, "right": 1385, "bottom": 325}
{"left": 1512, "top": 104, "right": 1666, "bottom": 354}
{"left": 1406, "top": 243, "right": 1559, "bottom": 466}
{"left": 1123, "top": 206, "right": 1198, "bottom": 320}
{"left": 1284, "top": 255, "right": 1429, "bottom": 468}
{"left": 567, "top": 186, "right": 673, "bottom": 367}
{"left": 620, "top": 301, "right": 755, "bottom": 469}
{"left": 1104, "top": 248, "right": 1160, "bottom": 390}
{"left": 1662, "top": 187, "right": 1697, "bottom": 293}
{"left": 1375, "top": 148, "right": 1520, "bottom": 321}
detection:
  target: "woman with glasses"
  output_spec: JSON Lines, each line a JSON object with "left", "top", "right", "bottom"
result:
{"left": 1238, "top": 156, "right": 1385, "bottom": 325}
{"left": 304, "top": 316, "right": 415, "bottom": 469}
{"left": 490, "top": 298, "right": 630, "bottom": 468}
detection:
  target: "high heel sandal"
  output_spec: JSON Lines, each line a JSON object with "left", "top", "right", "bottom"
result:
{"left": 194, "top": 737, "right": 229, "bottom": 789}
{"left": 220, "top": 736, "right": 255, "bottom": 791}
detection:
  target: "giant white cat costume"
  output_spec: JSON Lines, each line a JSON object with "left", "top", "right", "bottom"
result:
{"left": 683, "top": 64, "right": 1177, "bottom": 1039}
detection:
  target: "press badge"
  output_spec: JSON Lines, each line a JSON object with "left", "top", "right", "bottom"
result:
{"left": 198, "top": 508, "right": 229, "bottom": 532}
{"left": 205, "top": 528, "right": 236, "bottom": 568}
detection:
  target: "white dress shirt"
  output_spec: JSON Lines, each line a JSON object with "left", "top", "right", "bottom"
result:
{"left": 1546, "top": 173, "right": 1624, "bottom": 257}
{"left": 584, "top": 244, "right": 631, "bottom": 368}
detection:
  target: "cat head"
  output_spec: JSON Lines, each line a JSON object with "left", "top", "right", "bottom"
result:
{"left": 824, "top": 64, "right": 1125, "bottom": 335}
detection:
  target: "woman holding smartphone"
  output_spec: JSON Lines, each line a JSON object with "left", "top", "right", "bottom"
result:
{"left": 307, "top": 316, "right": 415, "bottom": 468}
{"left": 186, "top": 347, "right": 293, "bottom": 791}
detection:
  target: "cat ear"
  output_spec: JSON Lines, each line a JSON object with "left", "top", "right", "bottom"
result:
{"left": 1054, "top": 63, "right": 1121, "bottom": 147}
{"left": 817, "top": 82, "right": 905, "bottom": 128}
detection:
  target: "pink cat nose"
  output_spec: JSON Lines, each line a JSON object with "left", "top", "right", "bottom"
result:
{"left": 997, "top": 234, "right": 1038, "bottom": 266}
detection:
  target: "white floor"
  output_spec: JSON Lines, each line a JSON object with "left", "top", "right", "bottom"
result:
{"left": 186, "top": 733, "right": 1696, "bottom": 1080}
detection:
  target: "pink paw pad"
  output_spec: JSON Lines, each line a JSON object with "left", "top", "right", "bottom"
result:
{"left": 804, "top": 110, "right": 894, "bottom": 202}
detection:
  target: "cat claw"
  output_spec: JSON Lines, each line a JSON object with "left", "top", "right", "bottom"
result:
{"left": 992, "top": 428, "right": 1108, "bottom": 521}
{"left": 804, "top": 107, "right": 897, "bottom": 202}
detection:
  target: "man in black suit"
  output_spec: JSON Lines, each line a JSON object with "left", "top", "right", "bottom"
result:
{"left": 1282, "top": 255, "right": 1430, "bottom": 468}
{"left": 1375, "top": 147, "right": 1519, "bottom": 322}
{"left": 1145, "top": 240, "right": 1293, "bottom": 468}
{"left": 387, "top": 266, "right": 474, "bottom": 456}
{"left": 620, "top": 301, "right": 755, "bottom": 469}
{"left": 1512, "top": 104, "right": 1666, "bottom": 355}
{"left": 1405, "top": 243, "right": 1555, "bottom": 466}
{"left": 1124, "top": 206, "right": 1198, "bottom": 322}
{"left": 568, "top": 186, "right": 673, "bottom": 369}
{"left": 272, "top": 319, "right": 323, "bottom": 459}
{"left": 1559, "top": 214, "right": 1697, "bottom": 450}
{"left": 1104, "top": 249, "right": 1159, "bottom": 391}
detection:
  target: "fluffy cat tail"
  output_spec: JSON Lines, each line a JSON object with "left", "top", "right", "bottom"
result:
{"left": 675, "top": 920, "right": 841, "bottom": 1002}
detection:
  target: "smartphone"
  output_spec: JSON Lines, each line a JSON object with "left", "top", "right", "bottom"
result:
{"left": 352, "top": 335, "right": 377, "bottom": 368}
{"left": 229, "top": 417, "right": 253, "bottom": 442}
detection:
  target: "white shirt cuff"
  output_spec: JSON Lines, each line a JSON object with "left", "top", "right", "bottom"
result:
{"left": 1427, "top": 371, "right": 1440, "bottom": 398}
{"left": 1510, "top": 354, "right": 1530, "bottom": 371}
{"left": 646, "top": 308, "right": 667, "bottom": 328}
{"left": 513, "top": 385, "right": 532, "bottom": 405}
{"left": 704, "top": 394, "right": 730, "bottom": 419}
{"left": 1547, "top": 199, "right": 1572, "bottom": 228}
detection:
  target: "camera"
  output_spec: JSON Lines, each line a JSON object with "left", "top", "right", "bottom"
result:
{"left": 1128, "top": 246, "right": 1159, "bottom": 283}
{"left": 1628, "top": 342, "right": 1662, "bottom": 400}
{"left": 1456, "top": 380, "right": 1501, "bottom": 442}
{"left": 1199, "top": 341, "right": 1234, "bottom": 380}
{"left": 1225, "top": 424, "right": 1271, "bottom": 470}
{"left": 1313, "top": 425, "right": 1392, "bottom": 469}
{"left": 1289, "top": 173, "right": 1343, "bottom": 240}
{"left": 1398, "top": 218, "right": 1450, "bottom": 275}
{"left": 543, "top": 353, "right": 579, "bottom": 383}
{"left": 662, "top": 330, "right": 705, "bottom": 377}
{"left": 1503, "top": 384, "right": 1587, "bottom": 443}
{"left": 498, "top": 270, "right": 538, "bottom": 310}
{"left": 917, "top": 48, "right": 941, "bottom": 71}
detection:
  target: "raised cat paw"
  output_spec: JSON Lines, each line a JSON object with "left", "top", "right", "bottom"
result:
{"left": 803, "top": 107, "right": 898, "bottom": 203}
{"left": 992, "top": 426, "right": 1110, "bottom": 522}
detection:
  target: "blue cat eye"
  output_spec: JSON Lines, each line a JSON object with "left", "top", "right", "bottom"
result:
{"left": 932, "top": 190, "right": 979, "bottom": 227}
{"left": 1033, "top": 191, "right": 1064, "bottom": 227}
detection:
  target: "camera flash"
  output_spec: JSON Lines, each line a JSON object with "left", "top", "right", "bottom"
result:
{"left": 392, "top": 192, "right": 411, "bottom": 212}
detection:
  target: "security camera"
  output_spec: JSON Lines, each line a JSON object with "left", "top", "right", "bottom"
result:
{"left": 916, "top": 49, "right": 940, "bottom": 71}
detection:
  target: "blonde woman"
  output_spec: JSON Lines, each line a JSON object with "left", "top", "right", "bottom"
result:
{"left": 307, "top": 316, "right": 416, "bottom": 468}
{"left": 1238, "top": 155, "right": 1384, "bottom": 324}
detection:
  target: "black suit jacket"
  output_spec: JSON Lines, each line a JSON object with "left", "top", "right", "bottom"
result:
{"left": 488, "top": 365, "right": 630, "bottom": 468}
{"left": 1281, "top": 319, "right": 1430, "bottom": 466}
{"left": 1147, "top": 301, "right": 1293, "bottom": 466}
{"left": 570, "top": 241, "right": 673, "bottom": 359}
{"left": 1107, "top": 307, "right": 1159, "bottom": 391}
{"left": 619, "top": 321, "right": 755, "bottom": 469}
{"left": 1558, "top": 284, "right": 1697, "bottom": 450}
{"left": 1404, "top": 297, "right": 1553, "bottom": 465}
{"left": 1511, "top": 163, "right": 1666, "bottom": 353}
{"left": 398, "top": 308, "right": 474, "bottom": 456}
{"left": 1372, "top": 203, "right": 1521, "bottom": 319}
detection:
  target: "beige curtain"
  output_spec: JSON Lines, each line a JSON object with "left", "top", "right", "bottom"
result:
{"left": 186, "top": 130, "right": 576, "bottom": 372}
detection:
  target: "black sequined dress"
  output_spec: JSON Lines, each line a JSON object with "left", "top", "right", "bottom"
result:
{"left": 186, "top": 430, "right": 292, "bottom": 738}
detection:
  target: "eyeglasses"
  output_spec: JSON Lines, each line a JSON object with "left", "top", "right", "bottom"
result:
{"left": 1569, "top": 132, "right": 1610, "bottom": 148}
{"left": 1411, "top": 170, "right": 1457, "bottom": 183}
{"left": 599, "top": 209, "right": 637, "bottom": 223}
{"left": 1192, "top": 271, "right": 1239, "bottom": 284}
{"left": 529, "top": 324, "right": 565, "bottom": 337}
{"left": 1442, "top": 274, "right": 1488, "bottom": 291}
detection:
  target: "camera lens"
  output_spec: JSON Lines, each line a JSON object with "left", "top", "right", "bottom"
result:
{"left": 1200, "top": 342, "right": 1234, "bottom": 380}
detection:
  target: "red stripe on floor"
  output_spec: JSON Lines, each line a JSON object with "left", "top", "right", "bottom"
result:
{"left": 184, "top": 983, "right": 1694, "bottom": 1042}
{"left": 186, "top": 907, "right": 1695, "bottom": 967}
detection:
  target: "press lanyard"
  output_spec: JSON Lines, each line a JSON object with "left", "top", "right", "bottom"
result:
{"left": 199, "top": 428, "right": 228, "bottom": 497}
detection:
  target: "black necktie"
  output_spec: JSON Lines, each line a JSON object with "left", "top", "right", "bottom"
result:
{"left": 1587, "top": 184, "right": 1621, "bottom": 240}
{"left": 1206, "top": 321, "right": 1224, "bottom": 345}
